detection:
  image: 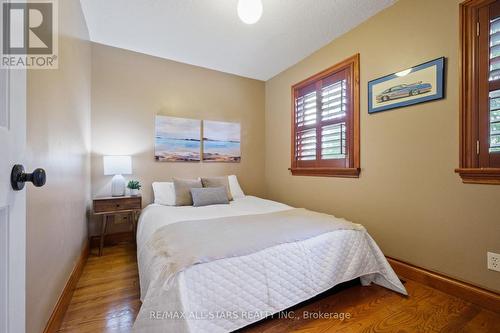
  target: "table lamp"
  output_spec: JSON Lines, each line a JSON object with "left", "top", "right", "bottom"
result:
{"left": 103, "top": 155, "right": 132, "bottom": 197}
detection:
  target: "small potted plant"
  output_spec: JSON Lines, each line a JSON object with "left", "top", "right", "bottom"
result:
{"left": 127, "top": 180, "right": 142, "bottom": 196}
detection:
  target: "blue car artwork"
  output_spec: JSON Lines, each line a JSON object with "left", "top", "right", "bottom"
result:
{"left": 376, "top": 81, "right": 432, "bottom": 103}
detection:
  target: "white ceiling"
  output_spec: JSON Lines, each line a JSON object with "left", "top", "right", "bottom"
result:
{"left": 80, "top": 0, "right": 395, "bottom": 81}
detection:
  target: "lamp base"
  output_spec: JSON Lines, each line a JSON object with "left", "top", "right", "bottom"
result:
{"left": 111, "top": 174, "right": 126, "bottom": 197}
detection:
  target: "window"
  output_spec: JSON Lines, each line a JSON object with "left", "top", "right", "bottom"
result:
{"left": 290, "top": 54, "right": 360, "bottom": 177}
{"left": 457, "top": 0, "right": 500, "bottom": 184}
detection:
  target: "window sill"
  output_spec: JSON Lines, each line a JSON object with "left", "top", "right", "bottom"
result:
{"left": 289, "top": 167, "right": 360, "bottom": 178}
{"left": 455, "top": 168, "right": 500, "bottom": 185}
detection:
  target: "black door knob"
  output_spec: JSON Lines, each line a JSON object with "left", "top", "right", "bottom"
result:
{"left": 11, "top": 164, "right": 46, "bottom": 191}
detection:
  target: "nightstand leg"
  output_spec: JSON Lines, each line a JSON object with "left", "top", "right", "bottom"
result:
{"left": 132, "top": 211, "right": 138, "bottom": 246}
{"left": 132, "top": 212, "right": 137, "bottom": 239}
{"left": 99, "top": 214, "right": 108, "bottom": 256}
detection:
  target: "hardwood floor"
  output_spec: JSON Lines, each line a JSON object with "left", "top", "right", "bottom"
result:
{"left": 58, "top": 243, "right": 500, "bottom": 333}
{"left": 57, "top": 244, "right": 141, "bottom": 333}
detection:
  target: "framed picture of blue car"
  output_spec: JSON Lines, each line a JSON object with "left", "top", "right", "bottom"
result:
{"left": 368, "top": 57, "right": 445, "bottom": 114}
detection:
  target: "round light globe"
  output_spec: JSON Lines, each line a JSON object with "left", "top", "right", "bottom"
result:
{"left": 237, "top": 0, "right": 263, "bottom": 24}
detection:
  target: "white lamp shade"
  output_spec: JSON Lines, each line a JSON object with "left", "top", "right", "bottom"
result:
{"left": 103, "top": 155, "right": 132, "bottom": 175}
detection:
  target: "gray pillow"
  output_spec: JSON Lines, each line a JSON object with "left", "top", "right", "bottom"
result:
{"left": 190, "top": 187, "right": 229, "bottom": 207}
{"left": 173, "top": 178, "right": 202, "bottom": 206}
{"left": 201, "top": 176, "right": 233, "bottom": 201}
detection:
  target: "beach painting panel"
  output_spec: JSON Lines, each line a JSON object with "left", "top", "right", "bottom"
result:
{"left": 203, "top": 120, "right": 241, "bottom": 162}
{"left": 155, "top": 116, "right": 201, "bottom": 162}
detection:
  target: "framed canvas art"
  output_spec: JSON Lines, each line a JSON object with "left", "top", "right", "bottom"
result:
{"left": 368, "top": 57, "right": 445, "bottom": 114}
{"left": 203, "top": 120, "right": 241, "bottom": 162}
{"left": 155, "top": 116, "right": 201, "bottom": 162}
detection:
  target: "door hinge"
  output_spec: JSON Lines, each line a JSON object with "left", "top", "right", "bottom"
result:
{"left": 477, "top": 140, "right": 480, "bottom": 155}
{"left": 477, "top": 22, "right": 480, "bottom": 36}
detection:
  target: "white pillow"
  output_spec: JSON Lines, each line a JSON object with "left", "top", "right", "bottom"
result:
{"left": 228, "top": 175, "right": 245, "bottom": 199}
{"left": 152, "top": 182, "right": 176, "bottom": 206}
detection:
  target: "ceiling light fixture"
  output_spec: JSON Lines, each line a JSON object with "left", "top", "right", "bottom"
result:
{"left": 237, "top": 0, "right": 263, "bottom": 24}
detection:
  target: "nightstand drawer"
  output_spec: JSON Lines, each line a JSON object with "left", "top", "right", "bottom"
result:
{"left": 113, "top": 213, "right": 133, "bottom": 224}
{"left": 93, "top": 197, "right": 141, "bottom": 213}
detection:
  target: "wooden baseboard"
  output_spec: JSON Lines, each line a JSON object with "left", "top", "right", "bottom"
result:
{"left": 43, "top": 241, "right": 89, "bottom": 333}
{"left": 387, "top": 257, "right": 500, "bottom": 313}
{"left": 89, "top": 231, "right": 134, "bottom": 250}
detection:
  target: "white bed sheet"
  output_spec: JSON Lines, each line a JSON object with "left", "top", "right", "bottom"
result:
{"left": 134, "top": 196, "right": 406, "bottom": 333}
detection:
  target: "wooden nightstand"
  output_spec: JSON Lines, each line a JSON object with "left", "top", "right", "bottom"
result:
{"left": 93, "top": 195, "right": 142, "bottom": 256}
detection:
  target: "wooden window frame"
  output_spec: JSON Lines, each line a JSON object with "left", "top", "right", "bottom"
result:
{"left": 290, "top": 54, "right": 360, "bottom": 178}
{"left": 456, "top": 0, "right": 500, "bottom": 184}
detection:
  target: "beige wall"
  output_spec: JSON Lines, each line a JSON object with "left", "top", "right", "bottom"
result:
{"left": 26, "top": 0, "right": 91, "bottom": 332}
{"left": 90, "top": 43, "right": 266, "bottom": 235}
{"left": 265, "top": 0, "right": 500, "bottom": 293}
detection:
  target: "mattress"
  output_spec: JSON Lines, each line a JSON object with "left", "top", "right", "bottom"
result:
{"left": 133, "top": 196, "right": 406, "bottom": 333}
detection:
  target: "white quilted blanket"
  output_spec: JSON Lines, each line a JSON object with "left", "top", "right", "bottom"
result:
{"left": 133, "top": 196, "right": 406, "bottom": 333}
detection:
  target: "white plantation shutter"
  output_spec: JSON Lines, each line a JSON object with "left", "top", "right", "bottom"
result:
{"left": 321, "top": 123, "right": 346, "bottom": 160}
{"left": 490, "top": 17, "right": 500, "bottom": 153}
{"left": 489, "top": 90, "right": 500, "bottom": 153}
{"left": 295, "top": 91, "right": 317, "bottom": 127}
{"left": 290, "top": 55, "right": 359, "bottom": 177}
{"left": 293, "top": 71, "right": 348, "bottom": 166}
{"left": 320, "top": 79, "right": 347, "bottom": 160}
{"left": 321, "top": 80, "right": 347, "bottom": 122}
{"left": 296, "top": 128, "right": 317, "bottom": 160}
{"left": 490, "top": 17, "right": 500, "bottom": 81}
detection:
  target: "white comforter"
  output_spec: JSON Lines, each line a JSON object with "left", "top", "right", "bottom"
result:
{"left": 134, "top": 196, "right": 406, "bottom": 333}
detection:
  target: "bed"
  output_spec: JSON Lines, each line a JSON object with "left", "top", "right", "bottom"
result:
{"left": 133, "top": 195, "right": 407, "bottom": 333}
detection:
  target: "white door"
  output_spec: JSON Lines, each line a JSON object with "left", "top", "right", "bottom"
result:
{"left": 0, "top": 66, "right": 27, "bottom": 332}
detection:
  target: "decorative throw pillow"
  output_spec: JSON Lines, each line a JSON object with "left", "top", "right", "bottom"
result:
{"left": 190, "top": 187, "right": 229, "bottom": 207}
{"left": 201, "top": 176, "right": 233, "bottom": 201}
{"left": 228, "top": 175, "right": 245, "bottom": 199}
{"left": 173, "top": 178, "right": 202, "bottom": 206}
{"left": 152, "top": 182, "right": 176, "bottom": 206}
